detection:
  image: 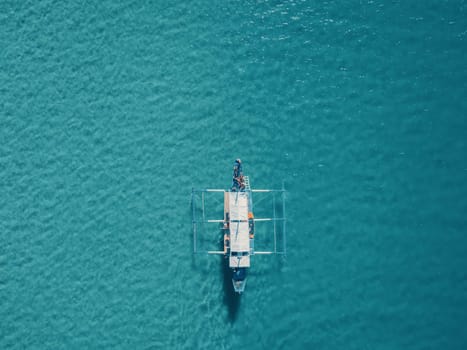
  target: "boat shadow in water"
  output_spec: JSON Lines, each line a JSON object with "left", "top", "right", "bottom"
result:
{"left": 217, "top": 223, "right": 241, "bottom": 323}
{"left": 221, "top": 255, "right": 241, "bottom": 323}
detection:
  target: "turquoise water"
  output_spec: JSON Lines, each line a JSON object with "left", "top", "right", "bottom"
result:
{"left": 1, "top": 1, "right": 467, "bottom": 349}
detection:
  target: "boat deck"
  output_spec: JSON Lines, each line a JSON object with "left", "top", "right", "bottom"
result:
{"left": 225, "top": 191, "right": 251, "bottom": 268}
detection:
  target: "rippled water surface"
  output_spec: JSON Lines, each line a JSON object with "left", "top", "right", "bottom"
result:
{"left": 1, "top": 1, "right": 467, "bottom": 349}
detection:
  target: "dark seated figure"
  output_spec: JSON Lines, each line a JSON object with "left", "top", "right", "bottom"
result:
{"left": 232, "top": 159, "right": 244, "bottom": 191}
{"left": 233, "top": 159, "right": 242, "bottom": 178}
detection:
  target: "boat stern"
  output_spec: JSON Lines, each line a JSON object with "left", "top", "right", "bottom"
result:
{"left": 232, "top": 268, "right": 247, "bottom": 294}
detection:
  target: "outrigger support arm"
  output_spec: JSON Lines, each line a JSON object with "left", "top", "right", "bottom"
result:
{"left": 251, "top": 189, "right": 286, "bottom": 193}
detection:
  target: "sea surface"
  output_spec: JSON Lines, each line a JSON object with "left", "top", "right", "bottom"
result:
{"left": 1, "top": 1, "right": 467, "bottom": 349}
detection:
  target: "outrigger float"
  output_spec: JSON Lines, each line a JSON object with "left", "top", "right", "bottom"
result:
{"left": 191, "top": 159, "right": 286, "bottom": 294}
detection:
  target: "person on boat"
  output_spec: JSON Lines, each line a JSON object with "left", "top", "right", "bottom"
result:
{"left": 233, "top": 159, "right": 242, "bottom": 178}
{"left": 239, "top": 181, "right": 245, "bottom": 190}
{"left": 238, "top": 175, "right": 245, "bottom": 190}
{"left": 232, "top": 176, "right": 241, "bottom": 191}
{"left": 248, "top": 215, "right": 254, "bottom": 238}
{"left": 223, "top": 234, "right": 230, "bottom": 254}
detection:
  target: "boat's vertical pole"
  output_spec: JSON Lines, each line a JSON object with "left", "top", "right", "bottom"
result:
{"left": 282, "top": 181, "right": 286, "bottom": 256}
{"left": 192, "top": 188, "right": 197, "bottom": 254}
{"left": 202, "top": 190, "right": 205, "bottom": 223}
{"left": 273, "top": 192, "right": 277, "bottom": 254}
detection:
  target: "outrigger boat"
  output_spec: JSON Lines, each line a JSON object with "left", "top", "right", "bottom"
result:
{"left": 191, "top": 159, "right": 286, "bottom": 294}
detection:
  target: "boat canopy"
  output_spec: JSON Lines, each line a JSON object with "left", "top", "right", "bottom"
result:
{"left": 228, "top": 192, "right": 249, "bottom": 221}
{"left": 227, "top": 191, "right": 251, "bottom": 268}
{"left": 229, "top": 221, "right": 249, "bottom": 252}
